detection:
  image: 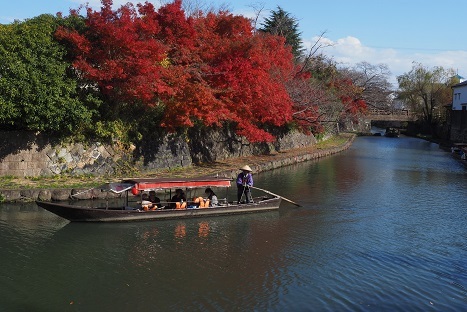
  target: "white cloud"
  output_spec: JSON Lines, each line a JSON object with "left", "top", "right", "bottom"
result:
{"left": 305, "top": 35, "right": 467, "bottom": 88}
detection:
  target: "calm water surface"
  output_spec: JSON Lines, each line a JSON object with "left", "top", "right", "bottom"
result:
{"left": 1, "top": 135, "right": 466, "bottom": 311}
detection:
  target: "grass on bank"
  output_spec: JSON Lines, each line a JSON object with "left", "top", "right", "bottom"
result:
{"left": 0, "top": 174, "right": 105, "bottom": 190}
{"left": 315, "top": 135, "right": 349, "bottom": 149}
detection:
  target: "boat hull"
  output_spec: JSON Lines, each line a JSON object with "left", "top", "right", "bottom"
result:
{"left": 36, "top": 197, "right": 282, "bottom": 222}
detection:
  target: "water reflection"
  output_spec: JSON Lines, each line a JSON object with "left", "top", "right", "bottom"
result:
{"left": 126, "top": 219, "right": 221, "bottom": 268}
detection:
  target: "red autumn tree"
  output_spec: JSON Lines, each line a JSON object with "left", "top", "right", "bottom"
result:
{"left": 56, "top": 0, "right": 170, "bottom": 111}
{"left": 56, "top": 0, "right": 300, "bottom": 142}
{"left": 330, "top": 77, "right": 367, "bottom": 119}
{"left": 191, "top": 11, "right": 296, "bottom": 141}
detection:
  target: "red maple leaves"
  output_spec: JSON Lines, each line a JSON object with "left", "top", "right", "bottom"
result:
{"left": 56, "top": 0, "right": 364, "bottom": 142}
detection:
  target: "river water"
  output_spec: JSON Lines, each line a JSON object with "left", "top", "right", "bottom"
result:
{"left": 1, "top": 135, "right": 466, "bottom": 311}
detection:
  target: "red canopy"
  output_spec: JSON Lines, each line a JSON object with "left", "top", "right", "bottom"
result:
{"left": 123, "top": 177, "right": 232, "bottom": 192}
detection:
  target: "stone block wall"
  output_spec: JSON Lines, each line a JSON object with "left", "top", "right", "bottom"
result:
{"left": 0, "top": 131, "right": 124, "bottom": 177}
{"left": 0, "top": 129, "right": 315, "bottom": 178}
{"left": 0, "top": 131, "right": 192, "bottom": 177}
{"left": 186, "top": 127, "right": 317, "bottom": 164}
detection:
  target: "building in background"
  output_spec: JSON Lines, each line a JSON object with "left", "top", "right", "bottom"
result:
{"left": 449, "top": 76, "right": 467, "bottom": 142}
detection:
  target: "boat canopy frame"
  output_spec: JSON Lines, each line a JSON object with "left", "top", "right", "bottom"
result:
{"left": 123, "top": 177, "right": 232, "bottom": 192}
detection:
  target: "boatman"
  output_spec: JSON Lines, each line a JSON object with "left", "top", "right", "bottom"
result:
{"left": 237, "top": 165, "right": 253, "bottom": 204}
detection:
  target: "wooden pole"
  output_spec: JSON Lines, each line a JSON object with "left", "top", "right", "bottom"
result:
{"left": 250, "top": 186, "right": 301, "bottom": 207}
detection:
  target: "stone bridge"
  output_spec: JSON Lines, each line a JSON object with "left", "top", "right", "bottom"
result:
{"left": 366, "top": 108, "right": 414, "bottom": 121}
{"left": 364, "top": 108, "right": 415, "bottom": 129}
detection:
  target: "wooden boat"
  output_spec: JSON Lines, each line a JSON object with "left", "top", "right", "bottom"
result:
{"left": 35, "top": 177, "right": 282, "bottom": 222}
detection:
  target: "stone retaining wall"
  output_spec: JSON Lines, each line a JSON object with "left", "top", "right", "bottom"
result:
{"left": 0, "top": 134, "right": 355, "bottom": 203}
{"left": 0, "top": 129, "right": 316, "bottom": 178}
{"left": 216, "top": 135, "right": 355, "bottom": 180}
{"left": 0, "top": 131, "right": 192, "bottom": 177}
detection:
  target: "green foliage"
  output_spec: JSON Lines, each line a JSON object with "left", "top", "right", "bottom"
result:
{"left": 0, "top": 14, "right": 98, "bottom": 137}
{"left": 93, "top": 120, "right": 129, "bottom": 143}
{"left": 0, "top": 175, "right": 15, "bottom": 190}
{"left": 260, "top": 7, "right": 304, "bottom": 59}
{"left": 313, "top": 132, "right": 326, "bottom": 142}
{"left": 397, "top": 62, "right": 455, "bottom": 128}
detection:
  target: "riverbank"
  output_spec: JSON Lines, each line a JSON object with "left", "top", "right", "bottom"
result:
{"left": 0, "top": 133, "right": 355, "bottom": 202}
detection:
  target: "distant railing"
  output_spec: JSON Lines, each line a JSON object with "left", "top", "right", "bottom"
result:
{"left": 367, "top": 108, "right": 410, "bottom": 116}
{"left": 366, "top": 108, "right": 413, "bottom": 121}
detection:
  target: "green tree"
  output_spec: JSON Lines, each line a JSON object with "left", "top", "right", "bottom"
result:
{"left": 259, "top": 6, "right": 304, "bottom": 59}
{"left": 397, "top": 62, "right": 455, "bottom": 133}
{"left": 0, "top": 14, "right": 97, "bottom": 137}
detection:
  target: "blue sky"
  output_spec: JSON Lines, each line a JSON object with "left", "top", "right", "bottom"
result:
{"left": 2, "top": 0, "right": 466, "bottom": 87}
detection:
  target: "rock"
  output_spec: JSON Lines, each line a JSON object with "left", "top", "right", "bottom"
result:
{"left": 51, "top": 189, "right": 71, "bottom": 201}
{"left": 71, "top": 188, "right": 94, "bottom": 200}
{"left": 20, "top": 189, "right": 41, "bottom": 202}
{"left": 37, "top": 190, "right": 52, "bottom": 201}
{"left": 0, "top": 190, "right": 21, "bottom": 202}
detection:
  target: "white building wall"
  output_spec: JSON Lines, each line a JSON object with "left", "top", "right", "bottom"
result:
{"left": 452, "top": 83, "right": 467, "bottom": 110}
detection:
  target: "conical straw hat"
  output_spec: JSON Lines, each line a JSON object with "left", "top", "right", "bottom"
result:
{"left": 240, "top": 165, "right": 252, "bottom": 172}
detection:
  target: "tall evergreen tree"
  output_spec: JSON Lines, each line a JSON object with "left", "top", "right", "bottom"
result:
{"left": 259, "top": 6, "right": 304, "bottom": 59}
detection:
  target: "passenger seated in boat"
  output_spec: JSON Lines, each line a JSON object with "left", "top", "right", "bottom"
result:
{"left": 170, "top": 188, "right": 187, "bottom": 210}
{"left": 205, "top": 188, "right": 218, "bottom": 207}
{"left": 148, "top": 190, "right": 161, "bottom": 210}
{"left": 193, "top": 196, "right": 207, "bottom": 208}
{"left": 141, "top": 193, "right": 152, "bottom": 211}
